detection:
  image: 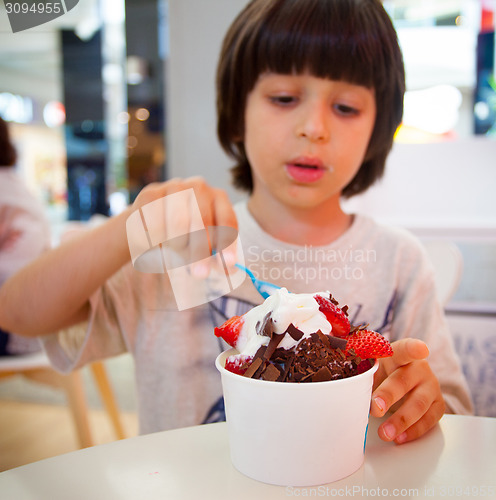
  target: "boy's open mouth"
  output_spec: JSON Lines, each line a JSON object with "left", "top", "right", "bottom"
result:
{"left": 291, "top": 162, "right": 321, "bottom": 169}
{"left": 286, "top": 160, "right": 326, "bottom": 183}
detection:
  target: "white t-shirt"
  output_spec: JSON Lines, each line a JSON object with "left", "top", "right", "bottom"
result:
{"left": 43, "top": 201, "right": 473, "bottom": 433}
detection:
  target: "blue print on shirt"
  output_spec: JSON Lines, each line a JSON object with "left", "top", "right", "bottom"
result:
{"left": 351, "top": 290, "right": 398, "bottom": 339}
{"left": 202, "top": 396, "right": 226, "bottom": 424}
{"left": 375, "top": 290, "right": 397, "bottom": 337}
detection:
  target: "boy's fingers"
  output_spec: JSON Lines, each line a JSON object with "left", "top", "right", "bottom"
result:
{"left": 212, "top": 188, "right": 238, "bottom": 266}
{"left": 213, "top": 188, "right": 238, "bottom": 231}
{"left": 377, "top": 386, "right": 445, "bottom": 444}
{"left": 385, "top": 338, "right": 429, "bottom": 371}
{"left": 371, "top": 353, "right": 434, "bottom": 418}
{"left": 372, "top": 339, "right": 429, "bottom": 394}
{"left": 134, "top": 178, "right": 238, "bottom": 277}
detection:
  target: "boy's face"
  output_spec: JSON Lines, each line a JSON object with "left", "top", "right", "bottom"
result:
{"left": 244, "top": 72, "right": 376, "bottom": 213}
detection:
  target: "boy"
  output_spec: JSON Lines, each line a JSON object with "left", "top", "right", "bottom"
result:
{"left": 0, "top": 0, "right": 472, "bottom": 443}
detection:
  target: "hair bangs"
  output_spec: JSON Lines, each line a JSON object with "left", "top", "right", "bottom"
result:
{"left": 250, "top": 0, "right": 377, "bottom": 89}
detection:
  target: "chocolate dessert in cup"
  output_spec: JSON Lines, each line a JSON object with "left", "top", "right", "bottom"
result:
{"left": 214, "top": 289, "right": 393, "bottom": 486}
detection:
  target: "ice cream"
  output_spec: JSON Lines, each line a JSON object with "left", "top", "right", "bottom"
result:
{"left": 215, "top": 288, "right": 393, "bottom": 382}
{"left": 215, "top": 288, "right": 391, "bottom": 486}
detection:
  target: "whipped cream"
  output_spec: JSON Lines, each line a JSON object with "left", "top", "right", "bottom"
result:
{"left": 235, "top": 288, "right": 332, "bottom": 356}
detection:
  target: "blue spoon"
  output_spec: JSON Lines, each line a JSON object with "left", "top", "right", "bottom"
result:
{"left": 235, "top": 263, "right": 281, "bottom": 299}
{"left": 211, "top": 249, "right": 280, "bottom": 299}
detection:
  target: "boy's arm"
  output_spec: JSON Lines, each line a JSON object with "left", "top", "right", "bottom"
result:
{"left": 0, "top": 208, "right": 131, "bottom": 336}
{"left": 0, "top": 177, "right": 237, "bottom": 337}
{"left": 0, "top": 205, "right": 50, "bottom": 282}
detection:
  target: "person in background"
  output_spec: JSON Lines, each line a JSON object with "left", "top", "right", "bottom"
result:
{"left": 0, "top": 0, "right": 472, "bottom": 442}
{"left": 0, "top": 116, "right": 51, "bottom": 355}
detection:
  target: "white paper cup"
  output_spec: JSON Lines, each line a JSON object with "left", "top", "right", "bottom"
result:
{"left": 216, "top": 348, "right": 378, "bottom": 486}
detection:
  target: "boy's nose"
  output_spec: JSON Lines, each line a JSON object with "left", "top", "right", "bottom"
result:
{"left": 296, "top": 104, "right": 330, "bottom": 143}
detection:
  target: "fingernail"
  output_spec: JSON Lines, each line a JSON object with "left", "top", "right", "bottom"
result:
{"left": 374, "top": 397, "right": 387, "bottom": 414}
{"left": 382, "top": 423, "right": 396, "bottom": 441}
{"left": 395, "top": 432, "right": 407, "bottom": 444}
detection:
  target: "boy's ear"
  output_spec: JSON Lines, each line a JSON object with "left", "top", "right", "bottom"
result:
{"left": 233, "top": 119, "right": 245, "bottom": 144}
{"left": 231, "top": 127, "right": 244, "bottom": 145}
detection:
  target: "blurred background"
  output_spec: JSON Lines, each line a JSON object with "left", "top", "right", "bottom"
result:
{"left": 0, "top": 0, "right": 495, "bottom": 470}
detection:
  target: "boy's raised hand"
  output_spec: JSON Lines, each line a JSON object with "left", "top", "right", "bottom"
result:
{"left": 370, "top": 338, "right": 445, "bottom": 444}
{"left": 132, "top": 176, "right": 236, "bottom": 231}
{"left": 130, "top": 177, "right": 238, "bottom": 276}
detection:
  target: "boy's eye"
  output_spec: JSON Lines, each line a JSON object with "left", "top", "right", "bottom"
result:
{"left": 334, "top": 104, "right": 359, "bottom": 116}
{"left": 269, "top": 95, "right": 298, "bottom": 106}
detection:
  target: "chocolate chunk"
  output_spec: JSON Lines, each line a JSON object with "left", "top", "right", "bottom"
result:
{"left": 327, "top": 335, "right": 348, "bottom": 351}
{"left": 315, "top": 330, "right": 330, "bottom": 348}
{"left": 263, "top": 317, "right": 275, "bottom": 337}
{"left": 261, "top": 363, "right": 281, "bottom": 381}
{"left": 255, "top": 312, "right": 274, "bottom": 338}
{"left": 264, "top": 333, "right": 285, "bottom": 360}
{"left": 244, "top": 357, "right": 263, "bottom": 378}
{"left": 253, "top": 345, "right": 267, "bottom": 360}
{"left": 285, "top": 323, "right": 304, "bottom": 341}
{"left": 312, "top": 366, "right": 332, "bottom": 382}
{"left": 281, "top": 351, "right": 295, "bottom": 381}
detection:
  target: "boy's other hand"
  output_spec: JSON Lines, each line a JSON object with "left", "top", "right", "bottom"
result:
{"left": 370, "top": 338, "right": 445, "bottom": 444}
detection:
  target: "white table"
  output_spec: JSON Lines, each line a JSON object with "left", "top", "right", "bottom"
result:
{"left": 1, "top": 415, "right": 495, "bottom": 499}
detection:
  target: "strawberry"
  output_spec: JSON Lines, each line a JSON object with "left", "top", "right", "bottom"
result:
{"left": 314, "top": 294, "right": 350, "bottom": 337}
{"left": 345, "top": 329, "right": 393, "bottom": 359}
{"left": 214, "top": 315, "right": 244, "bottom": 348}
{"left": 225, "top": 355, "right": 253, "bottom": 375}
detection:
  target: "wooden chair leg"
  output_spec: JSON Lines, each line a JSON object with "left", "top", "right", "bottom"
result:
{"left": 60, "top": 370, "right": 93, "bottom": 448}
{"left": 90, "top": 361, "right": 126, "bottom": 440}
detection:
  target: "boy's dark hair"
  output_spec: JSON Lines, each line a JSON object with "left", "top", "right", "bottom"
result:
{"left": 0, "top": 117, "right": 17, "bottom": 168}
{"left": 216, "top": 0, "right": 405, "bottom": 198}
